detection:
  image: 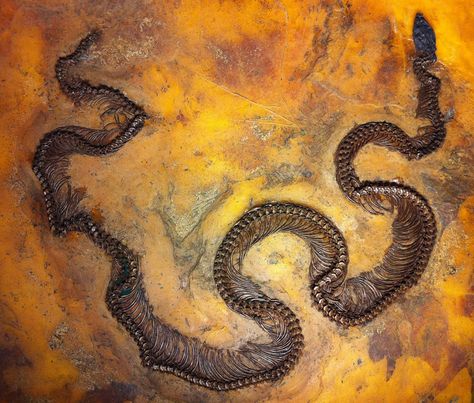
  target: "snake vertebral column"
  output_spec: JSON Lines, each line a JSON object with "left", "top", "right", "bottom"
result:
{"left": 33, "top": 13, "right": 446, "bottom": 390}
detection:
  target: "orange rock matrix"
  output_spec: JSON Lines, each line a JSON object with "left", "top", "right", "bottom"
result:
{"left": 0, "top": 0, "right": 472, "bottom": 401}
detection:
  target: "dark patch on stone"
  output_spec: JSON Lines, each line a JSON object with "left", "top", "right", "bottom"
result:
{"left": 0, "top": 348, "right": 33, "bottom": 403}
{"left": 0, "top": 345, "right": 33, "bottom": 368}
{"left": 297, "top": 21, "right": 330, "bottom": 81}
{"left": 381, "top": 17, "right": 396, "bottom": 50}
{"left": 368, "top": 325, "right": 402, "bottom": 380}
{"left": 375, "top": 18, "right": 402, "bottom": 98}
{"left": 420, "top": 393, "right": 435, "bottom": 403}
{"left": 366, "top": 292, "right": 469, "bottom": 389}
{"left": 427, "top": 344, "right": 469, "bottom": 395}
{"left": 80, "top": 381, "right": 138, "bottom": 403}
{"left": 176, "top": 111, "right": 188, "bottom": 125}
{"left": 376, "top": 57, "right": 400, "bottom": 86}
{"left": 446, "top": 344, "right": 469, "bottom": 376}
{"left": 462, "top": 294, "right": 474, "bottom": 317}
{"left": 421, "top": 172, "right": 473, "bottom": 229}
{"left": 92, "top": 329, "right": 114, "bottom": 349}
{"left": 291, "top": 0, "right": 353, "bottom": 81}
{"left": 420, "top": 146, "right": 474, "bottom": 228}
{"left": 0, "top": 378, "right": 26, "bottom": 403}
{"left": 403, "top": 294, "right": 450, "bottom": 372}
{"left": 447, "top": 265, "right": 458, "bottom": 275}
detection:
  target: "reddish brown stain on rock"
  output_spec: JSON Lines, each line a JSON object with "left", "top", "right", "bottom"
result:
{"left": 368, "top": 321, "right": 402, "bottom": 380}
{"left": 404, "top": 295, "right": 449, "bottom": 372}
{"left": 462, "top": 294, "right": 474, "bottom": 317}
{"left": 211, "top": 31, "right": 282, "bottom": 91}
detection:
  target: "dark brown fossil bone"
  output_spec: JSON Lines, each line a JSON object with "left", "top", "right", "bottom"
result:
{"left": 32, "top": 13, "right": 446, "bottom": 390}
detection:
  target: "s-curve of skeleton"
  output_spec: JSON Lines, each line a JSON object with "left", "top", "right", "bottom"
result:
{"left": 33, "top": 13, "right": 447, "bottom": 390}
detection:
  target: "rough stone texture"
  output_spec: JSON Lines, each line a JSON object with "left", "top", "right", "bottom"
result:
{"left": 0, "top": 0, "right": 473, "bottom": 402}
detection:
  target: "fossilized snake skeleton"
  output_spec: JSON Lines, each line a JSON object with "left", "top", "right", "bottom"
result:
{"left": 32, "top": 14, "right": 446, "bottom": 390}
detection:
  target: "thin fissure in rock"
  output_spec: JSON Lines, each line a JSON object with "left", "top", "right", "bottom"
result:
{"left": 32, "top": 13, "right": 446, "bottom": 390}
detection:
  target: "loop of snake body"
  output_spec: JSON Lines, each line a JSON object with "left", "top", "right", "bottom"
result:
{"left": 32, "top": 14, "right": 446, "bottom": 390}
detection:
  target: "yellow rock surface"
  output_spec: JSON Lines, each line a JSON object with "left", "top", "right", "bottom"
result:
{"left": 0, "top": 0, "right": 472, "bottom": 401}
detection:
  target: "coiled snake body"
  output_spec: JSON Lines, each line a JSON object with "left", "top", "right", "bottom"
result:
{"left": 32, "top": 14, "right": 446, "bottom": 390}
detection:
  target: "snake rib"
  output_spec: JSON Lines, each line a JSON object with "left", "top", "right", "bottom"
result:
{"left": 32, "top": 13, "right": 447, "bottom": 390}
